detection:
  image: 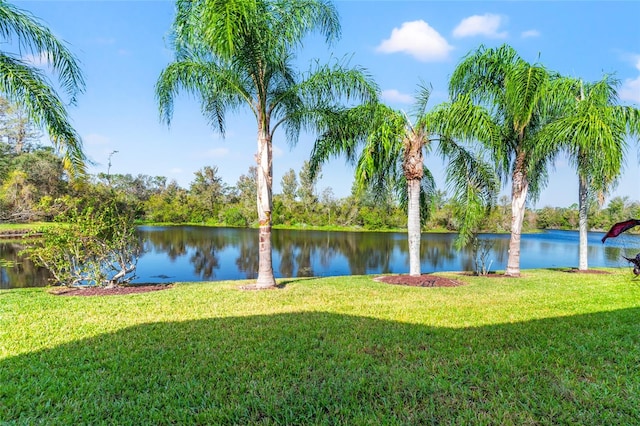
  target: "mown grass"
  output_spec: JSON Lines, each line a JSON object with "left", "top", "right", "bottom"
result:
{"left": 0, "top": 222, "right": 51, "bottom": 232}
{"left": 1, "top": 269, "right": 640, "bottom": 425}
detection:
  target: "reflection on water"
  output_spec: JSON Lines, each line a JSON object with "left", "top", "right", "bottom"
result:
{"left": 3, "top": 227, "right": 640, "bottom": 288}
{"left": 0, "top": 241, "right": 51, "bottom": 289}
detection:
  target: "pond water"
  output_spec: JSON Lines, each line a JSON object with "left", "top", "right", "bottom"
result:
{"left": 2, "top": 226, "right": 640, "bottom": 289}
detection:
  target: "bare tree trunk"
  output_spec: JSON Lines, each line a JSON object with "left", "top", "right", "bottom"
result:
{"left": 578, "top": 174, "right": 589, "bottom": 270}
{"left": 403, "top": 132, "right": 424, "bottom": 277}
{"left": 407, "top": 178, "right": 421, "bottom": 276}
{"left": 505, "top": 152, "right": 528, "bottom": 277}
{"left": 255, "top": 130, "right": 277, "bottom": 289}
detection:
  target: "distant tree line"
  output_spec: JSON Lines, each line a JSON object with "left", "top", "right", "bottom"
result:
{"left": 0, "top": 132, "right": 635, "bottom": 234}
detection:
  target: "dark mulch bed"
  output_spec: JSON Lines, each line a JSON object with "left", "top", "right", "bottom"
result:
{"left": 562, "top": 268, "right": 611, "bottom": 274}
{"left": 374, "top": 274, "right": 465, "bottom": 287}
{"left": 52, "top": 284, "right": 172, "bottom": 296}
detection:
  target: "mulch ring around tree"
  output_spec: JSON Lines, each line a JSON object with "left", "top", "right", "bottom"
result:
{"left": 561, "top": 268, "right": 612, "bottom": 274}
{"left": 51, "top": 284, "right": 173, "bottom": 296}
{"left": 374, "top": 274, "right": 465, "bottom": 287}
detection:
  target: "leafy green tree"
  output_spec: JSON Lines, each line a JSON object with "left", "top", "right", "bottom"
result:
{"left": 11, "top": 146, "right": 66, "bottom": 200}
{"left": 233, "top": 166, "right": 258, "bottom": 226}
{"left": 0, "top": 1, "right": 86, "bottom": 177}
{"left": 298, "top": 160, "right": 320, "bottom": 209}
{"left": 280, "top": 168, "right": 298, "bottom": 204}
{"left": 0, "top": 169, "right": 35, "bottom": 221}
{"left": 144, "top": 180, "right": 191, "bottom": 223}
{"left": 22, "top": 200, "right": 140, "bottom": 287}
{"left": 449, "top": 44, "right": 561, "bottom": 276}
{"left": 538, "top": 75, "right": 640, "bottom": 270}
{"left": 189, "top": 165, "right": 227, "bottom": 221}
{"left": 0, "top": 97, "right": 41, "bottom": 154}
{"left": 156, "top": 0, "right": 377, "bottom": 288}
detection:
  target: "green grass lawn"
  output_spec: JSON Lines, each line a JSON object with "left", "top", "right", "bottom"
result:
{"left": 2, "top": 269, "right": 639, "bottom": 425}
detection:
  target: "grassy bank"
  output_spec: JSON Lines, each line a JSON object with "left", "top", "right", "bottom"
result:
{"left": 2, "top": 270, "right": 639, "bottom": 424}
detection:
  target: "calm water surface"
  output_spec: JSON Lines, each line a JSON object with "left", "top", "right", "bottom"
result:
{"left": 2, "top": 226, "right": 640, "bottom": 289}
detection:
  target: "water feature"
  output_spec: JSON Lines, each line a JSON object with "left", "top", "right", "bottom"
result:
{"left": 2, "top": 226, "right": 640, "bottom": 289}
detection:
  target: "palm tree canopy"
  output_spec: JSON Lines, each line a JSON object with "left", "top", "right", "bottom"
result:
{"left": 157, "top": 0, "right": 376, "bottom": 143}
{"left": 311, "top": 85, "right": 499, "bottom": 241}
{"left": 0, "top": 1, "right": 86, "bottom": 177}
{"left": 449, "top": 44, "right": 556, "bottom": 197}
{"left": 171, "top": 0, "right": 340, "bottom": 60}
{"left": 536, "top": 74, "right": 640, "bottom": 195}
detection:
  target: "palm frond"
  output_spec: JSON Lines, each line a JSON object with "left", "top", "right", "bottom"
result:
{"left": 0, "top": 1, "right": 85, "bottom": 103}
{"left": 155, "top": 58, "right": 251, "bottom": 134}
{"left": 0, "top": 52, "right": 86, "bottom": 178}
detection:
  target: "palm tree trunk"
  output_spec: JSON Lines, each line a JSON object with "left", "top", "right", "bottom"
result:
{"left": 407, "top": 178, "right": 421, "bottom": 276}
{"left": 255, "top": 130, "right": 277, "bottom": 289}
{"left": 578, "top": 173, "right": 589, "bottom": 270}
{"left": 506, "top": 152, "right": 528, "bottom": 277}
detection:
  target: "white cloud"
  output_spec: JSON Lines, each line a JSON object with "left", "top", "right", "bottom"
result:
{"left": 376, "top": 20, "right": 453, "bottom": 62}
{"left": 273, "top": 144, "right": 284, "bottom": 159}
{"left": 381, "top": 89, "right": 414, "bottom": 104}
{"left": 620, "top": 76, "right": 640, "bottom": 104}
{"left": 22, "top": 52, "right": 52, "bottom": 67}
{"left": 453, "top": 14, "right": 508, "bottom": 39}
{"left": 617, "top": 53, "right": 640, "bottom": 104}
{"left": 204, "top": 147, "right": 229, "bottom": 158}
{"left": 521, "top": 29, "right": 540, "bottom": 38}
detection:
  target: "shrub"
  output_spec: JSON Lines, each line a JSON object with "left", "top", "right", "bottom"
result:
{"left": 221, "top": 207, "right": 248, "bottom": 227}
{"left": 21, "top": 200, "right": 140, "bottom": 287}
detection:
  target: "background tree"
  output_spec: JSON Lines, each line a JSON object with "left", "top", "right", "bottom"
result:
{"left": 0, "top": 1, "right": 86, "bottom": 177}
{"left": 298, "top": 160, "right": 320, "bottom": 211}
{"left": 189, "top": 166, "right": 227, "bottom": 221}
{"left": 280, "top": 168, "right": 298, "bottom": 205}
{"left": 156, "top": 0, "right": 377, "bottom": 288}
{"left": 0, "top": 97, "right": 41, "bottom": 154}
{"left": 232, "top": 166, "right": 258, "bottom": 227}
{"left": 538, "top": 75, "right": 640, "bottom": 270}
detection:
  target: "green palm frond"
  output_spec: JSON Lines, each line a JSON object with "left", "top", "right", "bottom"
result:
{"left": 0, "top": 1, "right": 86, "bottom": 178}
{"left": 0, "top": 52, "right": 86, "bottom": 178}
{"left": 449, "top": 44, "right": 519, "bottom": 110}
{"left": 155, "top": 58, "right": 251, "bottom": 134}
{"left": 412, "top": 81, "right": 431, "bottom": 119}
{"left": 442, "top": 140, "right": 498, "bottom": 249}
{"left": 0, "top": 1, "right": 85, "bottom": 103}
{"left": 505, "top": 62, "right": 549, "bottom": 134}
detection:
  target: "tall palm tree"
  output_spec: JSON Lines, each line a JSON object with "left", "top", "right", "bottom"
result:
{"left": 538, "top": 75, "right": 640, "bottom": 270}
{"left": 311, "top": 85, "right": 498, "bottom": 276}
{"left": 0, "top": 1, "right": 86, "bottom": 176}
{"left": 449, "top": 44, "right": 560, "bottom": 277}
{"left": 156, "top": 0, "right": 377, "bottom": 288}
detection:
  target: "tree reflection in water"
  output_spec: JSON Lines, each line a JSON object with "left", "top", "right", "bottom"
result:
{"left": 3, "top": 227, "right": 640, "bottom": 288}
{"left": 0, "top": 242, "right": 51, "bottom": 289}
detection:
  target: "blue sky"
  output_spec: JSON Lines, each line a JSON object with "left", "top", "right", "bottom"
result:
{"left": 12, "top": 0, "right": 640, "bottom": 208}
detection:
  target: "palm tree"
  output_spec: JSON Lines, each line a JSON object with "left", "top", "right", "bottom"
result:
{"left": 538, "top": 75, "right": 640, "bottom": 270}
{"left": 449, "top": 44, "right": 560, "bottom": 277}
{"left": 156, "top": 0, "right": 377, "bottom": 288}
{"left": 311, "top": 85, "right": 498, "bottom": 276}
{"left": 0, "top": 1, "right": 86, "bottom": 176}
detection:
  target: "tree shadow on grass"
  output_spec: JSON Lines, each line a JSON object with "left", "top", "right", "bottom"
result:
{"left": 2, "top": 309, "right": 640, "bottom": 424}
